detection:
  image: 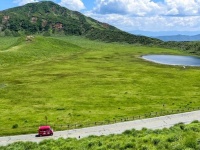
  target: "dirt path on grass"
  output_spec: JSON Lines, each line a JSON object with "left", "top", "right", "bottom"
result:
{"left": 0, "top": 110, "right": 200, "bottom": 146}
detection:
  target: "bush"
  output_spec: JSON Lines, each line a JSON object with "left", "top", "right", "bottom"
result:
{"left": 88, "top": 141, "right": 95, "bottom": 148}
{"left": 12, "top": 124, "right": 18, "bottom": 129}
{"left": 123, "top": 130, "right": 132, "bottom": 135}
{"left": 192, "top": 120, "right": 199, "bottom": 123}
{"left": 184, "top": 137, "right": 197, "bottom": 149}
{"left": 142, "top": 137, "right": 149, "bottom": 143}
{"left": 124, "top": 142, "right": 135, "bottom": 149}
{"left": 166, "top": 135, "right": 179, "bottom": 143}
{"left": 152, "top": 138, "right": 160, "bottom": 145}
{"left": 179, "top": 124, "right": 185, "bottom": 130}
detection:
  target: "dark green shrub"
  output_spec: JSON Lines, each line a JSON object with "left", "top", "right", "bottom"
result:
{"left": 184, "top": 126, "right": 200, "bottom": 132}
{"left": 179, "top": 124, "right": 185, "bottom": 130}
{"left": 124, "top": 142, "right": 135, "bottom": 149}
{"left": 131, "top": 129, "right": 138, "bottom": 136}
{"left": 88, "top": 141, "right": 95, "bottom": 148}
{"left": 192, "top": 120, "right": 199, "bottom": 123}
{"left": 98, "top": 141, "right": 103, "bottom": 147}
{"left": 12, "top": 124, "right": 18, "bottom": 129}
{"left": 106, "top": 143, "right": 112, "bottom": 149}
{"left": 184, "top": 137, "right": 197, "bottom": 149}
{"left": 142, "top": 138, "right": 149, "bottom": 143}
{"left": 167, "top": 135, "right": 179, "bottom": 142}
{"left": 152, "top": 138, "right": 160, "bottom": 145}
{"left": 197, "top": 138, "right": 200, "bottom": 145}
{"left": 4, "top": 29, "right": 12, "bottom": 36}
{"left": 123, "top": 130, "right": 132, "bottom": 135}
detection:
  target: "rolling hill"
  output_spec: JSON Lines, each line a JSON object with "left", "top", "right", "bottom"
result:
{"left": 0, "top": 1, "right": 200, "bottom": 55}
{"left": 0, "top": 1, "right": 160, "bottom": 45}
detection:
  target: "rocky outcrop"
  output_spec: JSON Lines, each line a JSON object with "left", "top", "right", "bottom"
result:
{"left": 2, "top": 16, "right": 10, "bottom": 24}
{"left": 54, "top": 23, "right": 63, "bottom": 30}
{"left": 26, "top": 35, "right": 34, "bottom": 41}
{"left": 31, "top": 17, "right": 38, "bottom": 23}
{"left": 42, "top": 19, "right": 48, "bottom": 27}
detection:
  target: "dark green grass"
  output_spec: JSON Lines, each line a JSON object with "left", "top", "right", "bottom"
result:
{"left": 0, "top": 36, "right": 200, "bottom": 135}
{"left": 1, "top": 121, "right": 200, "bottom": 150}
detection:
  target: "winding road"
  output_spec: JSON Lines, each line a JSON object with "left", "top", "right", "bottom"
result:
{"left": 0, "top": 110, "right": 200, "bottom": 146}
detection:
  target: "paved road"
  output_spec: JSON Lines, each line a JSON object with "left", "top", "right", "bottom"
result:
{"left": 0, "top": 110, "right": 200, "bottom": 146}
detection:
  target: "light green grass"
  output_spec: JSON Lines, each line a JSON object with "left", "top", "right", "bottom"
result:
{"left": 0, "top": 37, "right": 19, "bottom": 51}
{"left": 0, "top": 36, "right": 200, "bottom": 135}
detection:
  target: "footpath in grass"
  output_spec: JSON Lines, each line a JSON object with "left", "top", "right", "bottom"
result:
{"left": 0, "top": 36, "right": 200, "bottom": 135}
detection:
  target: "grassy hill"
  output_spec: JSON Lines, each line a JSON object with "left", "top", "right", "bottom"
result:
{"left": 0, "top": 36, "right": 200, "bottom": 135}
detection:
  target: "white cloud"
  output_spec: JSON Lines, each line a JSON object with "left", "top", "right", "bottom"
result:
{"left": 165, "top": 0, "right": 200, "bottom": 16}
{"left": 14, "top": 0, "right": 38, "bottom": 6}
{"left": 59, "top": 0, "right": 85, "bottom": 11}
{"left": 85, "top": 12, "right": 200, "bottom": 32}
{"left": 94, "top": 0, "right": 200, "bottom": 16}
{"left": 94, "top": 0, "right": 162, "bottom": 16}
{"left": 85, "top": 0, "right": 200, "bottom": 32}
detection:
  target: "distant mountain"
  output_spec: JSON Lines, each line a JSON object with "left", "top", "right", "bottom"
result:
{"left": 155, "top": 34, "right": 200, "bottom": 42}
{"left": 130, "top": 30, "right": 200, "bottom": 37}
{"left": 0, "top": 1, "right": 161, "bottom": 45}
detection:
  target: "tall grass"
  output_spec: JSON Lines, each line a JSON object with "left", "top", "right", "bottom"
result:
{"left": 0, "top": 121, "right": 200, "bottom": 150}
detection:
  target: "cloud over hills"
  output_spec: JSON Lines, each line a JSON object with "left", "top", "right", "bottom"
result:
{"left": 14, "top": 0, "right": 39, "bottom": 5}
{"left": 93, "top": 0, "right": 200, "bottom": 16}
{"left": 59, "top": 0, "right": 85, "bottom": 11}
{"left": 87, "top": 0, "right": 200, "bottom": 32}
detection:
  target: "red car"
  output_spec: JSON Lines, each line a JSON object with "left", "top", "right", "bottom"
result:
{"left": 38, "top": 126, "right": 53, "bottom": 136}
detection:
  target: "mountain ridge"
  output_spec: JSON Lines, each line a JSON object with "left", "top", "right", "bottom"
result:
{"left": 155, "top": 34, "right": 200, "bottom": 42}
{"left": 0, "top": 1, "right": 161, "bottom": 45}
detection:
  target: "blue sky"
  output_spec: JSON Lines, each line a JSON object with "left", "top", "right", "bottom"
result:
{"left": 1, "top": 0, "right": 200, "bottom": 36}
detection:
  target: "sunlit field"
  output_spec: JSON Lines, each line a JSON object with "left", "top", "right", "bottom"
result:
{"left": 0, "top": 36, "right": 199, "bottom": 135}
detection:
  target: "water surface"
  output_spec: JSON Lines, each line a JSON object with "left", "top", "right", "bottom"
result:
{"left": 142, "top": 55, "right": 200, "bottom": 66}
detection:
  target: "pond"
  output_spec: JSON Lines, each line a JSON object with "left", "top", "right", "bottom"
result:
{"left": 142, "top": 55, "right": 200, "bottom": 66}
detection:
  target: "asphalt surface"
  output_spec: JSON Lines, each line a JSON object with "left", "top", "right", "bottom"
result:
{"left": 0, "top": 110, "right": 200, "bottom": 146}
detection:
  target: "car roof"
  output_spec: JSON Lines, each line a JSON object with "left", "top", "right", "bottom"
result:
{"left": 39, "top": 126, "right": 51, "bottom": 129}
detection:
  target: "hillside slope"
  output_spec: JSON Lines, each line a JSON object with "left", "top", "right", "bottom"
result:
{"left": 0, "top": 1, "right": 161, "bottom": 45}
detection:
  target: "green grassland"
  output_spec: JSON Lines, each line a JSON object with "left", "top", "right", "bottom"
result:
{"left": 0, "top": 37, "right": 19, "bottom": 50}
{"left": 1, "top": 121, "right": 200, "bottom": 150}
{"left": 0, "top": 36, "right": 200, "bottom": 135}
